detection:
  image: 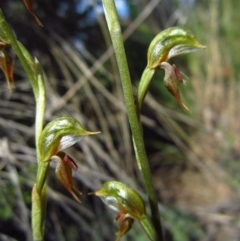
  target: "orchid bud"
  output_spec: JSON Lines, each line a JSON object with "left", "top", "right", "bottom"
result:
{"left": 51, "top": 152, "right": 81, "bottom": 203}
{"left": 147, "top": 26, "right": 205, "bottom": 69}
{"left": 94, "top": 181, "right": 145, "bottom": 219}
{"left": 92, "top": 181, "right": 157, "bottom": 241}
{"left": 38, "top": 117, "right": 100, "bottom": 162}
{"left": 161, "top": 62, "right": 191, "bottom": 112}
{"left": 0, "top": 49, "right": 14, "bottom": 90}
{"left": 23, "top": 0, "right": 43, "bottom": 26}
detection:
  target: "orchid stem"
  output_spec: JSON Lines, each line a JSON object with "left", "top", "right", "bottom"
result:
{"left": 101, "top": 1, "right": 164, "bottom": 240}
{"left": 0, "top": 9, "right": 47, "bottom": 241}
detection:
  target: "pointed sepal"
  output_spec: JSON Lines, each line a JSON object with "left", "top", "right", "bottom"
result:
{"left": 93, "top": 181, "right": 146, "bottom": 220}
{"left": 147, "top": 26, "right": 205, "bottom": 69}
{"left": 52, "top": 152, "right": 81, "bottom": 203}
{"left": 38, "top": 116, "right": 100, "bottom": 162}
{"left": 161, "top": 62, "right": 191, "bottom": 112}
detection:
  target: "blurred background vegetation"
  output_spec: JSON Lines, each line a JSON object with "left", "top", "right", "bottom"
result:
{"left": 1, "top": 0, "right": 240, "bottom": 240}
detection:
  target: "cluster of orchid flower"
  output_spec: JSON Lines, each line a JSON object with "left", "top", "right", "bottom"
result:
{"left": 0, "top": 2, "right": 205, "bottom": 240}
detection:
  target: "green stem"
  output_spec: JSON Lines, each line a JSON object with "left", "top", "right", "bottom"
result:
{"left": 0, "top": 10, "right": 47, "bottom": 240}
{"left": 32, "top": 61, "right": 47, "bottom": 241}
{"left": 0, "top": 9, "right": 46, "bottom": 151}
{"left": 101, "top": 1, "right": 164, "bottom": 240}
{"left": 36, "top": 162, "right": 49, "bottom": 194}
{"left": 137, "top": 67, "right": 155, "bottom": 116}
{"left": 34, "top": 59, "right": 46, "bottom": 159}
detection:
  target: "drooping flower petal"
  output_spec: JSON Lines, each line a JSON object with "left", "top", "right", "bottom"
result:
{"left": 0, "top": 50, "right": 14, "bottom": 90}
{"left": 115, "top": 213, "right": 134, "bottom": 241}
{"left": 52, "top": 152, "right": 81, "bottom": 203}
{"left": 161, "top": 62, "right": 191, "bottom": 112}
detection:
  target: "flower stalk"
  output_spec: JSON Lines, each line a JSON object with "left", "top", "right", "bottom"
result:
{"left": 101, "top": 1, "right": 205, "bottom": 241}
{"left": 101, "top": 1, "right": 164, "bottom": 240}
